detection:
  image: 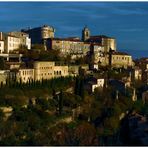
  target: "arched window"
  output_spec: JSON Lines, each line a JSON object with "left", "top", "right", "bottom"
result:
{"left": 86, "top": 31, "right": 89, "bottom": 37}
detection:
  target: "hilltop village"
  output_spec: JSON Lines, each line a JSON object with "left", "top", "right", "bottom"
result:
{"left": 0, "top": 25, "right": 148, "bottom": 146}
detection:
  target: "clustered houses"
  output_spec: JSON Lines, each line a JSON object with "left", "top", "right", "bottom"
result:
{"left": 46, "top": 26, "right": 117, "bottom": 61}
{"left": 21, "top": 25, "right": 133, "bottom": 68}
{"left": 0, "top": 25, "right": 133, "bottom": 69}
{"left": 0, "top": 61, "right": 94, "bottom": 87}
{"left": 0, "top": 24, "right": 139, "bottom": 92}
{"left": 82, "top": 27, "right": 132, "bottom": 68}
{"left": 45, "top": 26, "right": 133, "bottom": 68}
{"left": 8, "top": 32, "right": 31, "bottom": 50}
{"left": 8, "top": 61, "right": 69, "bottom": 83}
{"left": 0, "top": 31, "right": 31, "bottom": 53}
{"left": 0, "top": 62, "right": 69, "bottom": 86}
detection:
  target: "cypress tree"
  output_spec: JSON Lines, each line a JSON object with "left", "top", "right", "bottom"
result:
{"left": 52, "top": 89, "right": 59, "bottom": 111}
{"left": 19, "top": 78, "right": 22, "bottom": 88}
{"left": 79, "top": 78, "right": 85, "bottom": 100}
{"left": 74, "top": 77, "right": 80, "bottom": 95}
{"left": 0, "top": 57, "right": 5, "bottom": 70}
{"left": 0, "top": 82, "right": 3, "bottom": 88}
{"left": 52, "top": 89, "right": 56, "bottom": 98}
{"left": 59, "top": 90, "right": 63, "bottom": 115}
{"left": 28, "top": 79, "right": 31, "bottom": 87}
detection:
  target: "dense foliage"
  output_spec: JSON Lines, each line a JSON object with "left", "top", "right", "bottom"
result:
{"left": 0, "top": 58, "right": 147, "bottom": 146}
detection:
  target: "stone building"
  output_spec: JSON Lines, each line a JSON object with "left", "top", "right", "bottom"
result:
{"left": 82, "top": 26, "right": 117, "bottom": 65}
{"left": 0, "top": 61, "right": 69, "bottom": 84}
{"left": 0, "top": 31, "right": 31, "bottom": 53}
{"left": 54, "top": 66, "right": 69, "bottom": 78}
{"left": 33, "top": 61, "right": 69, "bottom": 81}
{"left": 21, "top": 25, "right": 55, "bottom": 49}
{"left": 34, "top": 61, "right": 55, "bottom": 81}
{"left": 40, "top": 26, "right": 132, "bottom": 69}
{"left": 48, "top": 26, "right": 118, "bottom": 65}
{"left": 17, "top": 68, "right": 34, "bottom": 83}
{"left": 90, "top": 43, "right": 106, "bottom": 65}
{"left": 85, "top": 77, "right": 105, "bottom": 93}
{"left": 47, "top": 37, "right": 90, "bottom": 59}
{"left": 82, "top": 26, "right": 117, "bottom": 53}
{"left": 0, "top": 32, "right": 21, "bottom": 53}
{"left": 110, "top": 51, "right": 133, "bottom": 68}
{"left": 89, "top": 45, "right": 132, "bottom": 68}
{"left": 86, "top": 35, "right": 116, "bottom": 52}
{"left": 81, "top": 26, "right": 116, "bottom": 53}
{"left": 8, "top": 32, "right": 31, "bottom": 50}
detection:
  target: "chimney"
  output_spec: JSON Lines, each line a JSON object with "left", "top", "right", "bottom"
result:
{"left": 0, "top": 32, "right": 2, "bottom": 40}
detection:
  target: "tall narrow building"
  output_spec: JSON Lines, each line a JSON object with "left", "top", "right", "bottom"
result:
{"left": 82, "top": 26, "right": 90, "bottom": 41}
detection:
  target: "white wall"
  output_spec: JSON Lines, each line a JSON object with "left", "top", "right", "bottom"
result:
{"left": 17, "top": 69, "right": 34, "bottom": 83}
{"left": 91, "top": 79, "right": 104, "bottom": 92}
{"left": 25, "top": 36, "right": 31, "bottom": 50}
{"left": 0, "top": 41, "right": 4, "bottom": 53}
{"left": 34, "top": 61, "right": 55, "bottom": 81}
{"left": 6, "top": 36, "right": 20, "bottom": 53}
{"left": 97, "top": 79, "right": 104, "bottom": 87}
{"left": 54, "top": 66, "right": 69, "bottom": 78}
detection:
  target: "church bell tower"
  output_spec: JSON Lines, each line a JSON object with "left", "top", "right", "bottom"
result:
{"left": 82, "top": 26, "right": 90, "bottom": 41}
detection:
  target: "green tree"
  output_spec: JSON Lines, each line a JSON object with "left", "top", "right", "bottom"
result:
{"left": 74, "top": 77, "right": 80, "bottom": 96}
{"left": 31, "top": 44, "right": 45, "bottom": 50}
{"left": 0, "top": 58, "right": 6, "bottom": 70}
{"left": 59, "top": 90, "right": 63, "bottom": 115}
{"left": 79, "top": 78, "right": 85, "bottom": 100}
{"left": 74, "top": 122, "right": 98, "bottom": 146}
{"left": 64, "top": 55, "right": 71, "bottom": 64}
{"left": 74, "top": 77, "right": 85, "bottom": 100}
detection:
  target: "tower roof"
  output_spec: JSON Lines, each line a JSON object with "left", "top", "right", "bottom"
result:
{"left": 83, "top": 25, "right": 89, "bottom": 31}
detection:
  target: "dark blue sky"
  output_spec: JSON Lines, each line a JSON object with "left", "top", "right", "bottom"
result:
{"left": 0, "top": 2, "right": 148, "bottom": 57}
